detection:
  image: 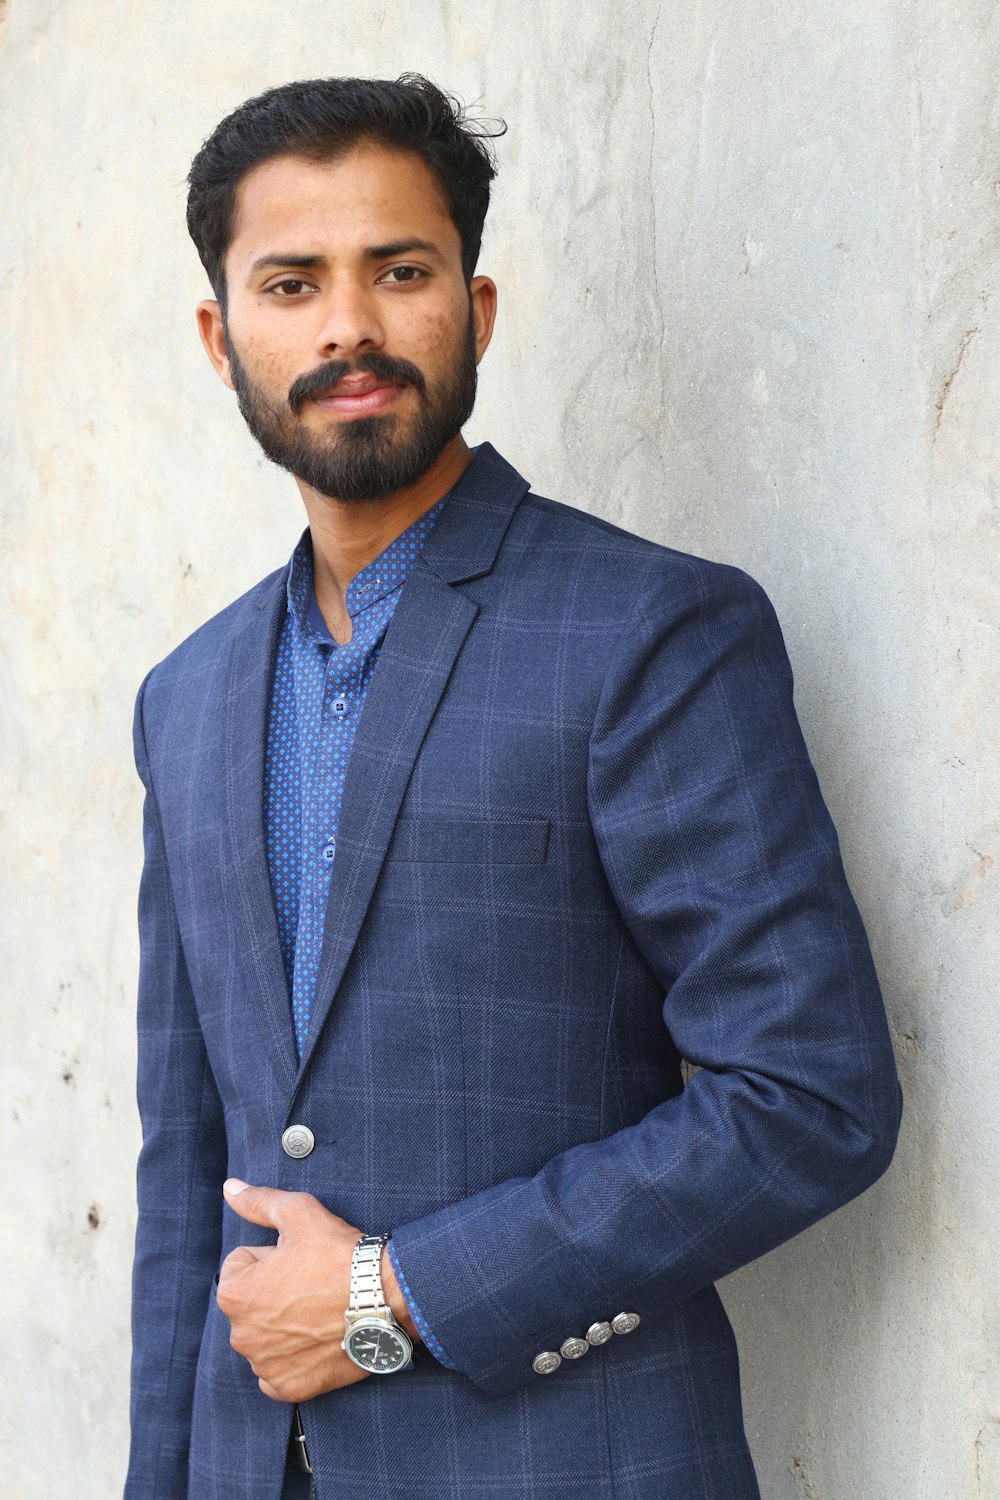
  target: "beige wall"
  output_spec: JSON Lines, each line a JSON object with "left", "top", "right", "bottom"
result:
{"left": 2, "top": 1, "right": 997, "bottom": 1494}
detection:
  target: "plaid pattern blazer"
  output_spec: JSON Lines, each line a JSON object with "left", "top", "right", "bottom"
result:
{"left": 126, "top": 444, "right": 901, "bottom": 1499}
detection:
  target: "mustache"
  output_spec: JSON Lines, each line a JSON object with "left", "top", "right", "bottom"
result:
{"left": 288, "top": 353, "right": 428, "bottom": 414}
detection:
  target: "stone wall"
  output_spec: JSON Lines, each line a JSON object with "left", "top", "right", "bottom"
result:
{"left": 1, "top": 2, "right": 996, "bottom": 1494}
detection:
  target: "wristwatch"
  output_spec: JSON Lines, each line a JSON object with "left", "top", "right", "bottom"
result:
{"left": 341, "top": 1232, "right": 414, "bottom": 1374}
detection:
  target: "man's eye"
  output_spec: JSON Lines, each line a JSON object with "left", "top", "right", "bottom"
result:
{"left": 380, "top": 266, "right": 424, "bottom": 285}
{"left": 268, "top": 279, "right": 314, "bottom": 297}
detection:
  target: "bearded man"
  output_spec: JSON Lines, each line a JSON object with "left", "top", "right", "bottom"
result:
{"left": 126, "top": 74, "right": 901, "bottom": 1500}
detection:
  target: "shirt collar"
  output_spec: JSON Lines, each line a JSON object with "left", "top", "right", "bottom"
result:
{"left": 286, "top": 497, "right": 448, "bottom": 645}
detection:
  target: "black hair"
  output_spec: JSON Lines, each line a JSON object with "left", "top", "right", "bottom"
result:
{"left": 186, "top": 73, "right": 505, "bottom": 306}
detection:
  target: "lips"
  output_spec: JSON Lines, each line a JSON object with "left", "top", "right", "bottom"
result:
{"left": 288, "top": 354, "right": 427, "bottom": 414}
{"left": 318, "top": 375, "right": 387, "bottom": 398}
{"left": 311, "top": 378, "right": 404, "bottom": 416}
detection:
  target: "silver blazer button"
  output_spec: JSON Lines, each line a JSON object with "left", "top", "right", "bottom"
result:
{"left": 586, "top": 1320, "right": 613, "bottom": 1346}
{"left": 560, "top": 1337, "right": 589, "bottom": 1360}
{"left": 532, "top": 1351, "right": 562, "bottom": 1375}
{"left": 281, "top": 1124, "right": 315, "bottom": 1159}
{"left": 611, "top": 1311, "right": 641, "bottom": 1335}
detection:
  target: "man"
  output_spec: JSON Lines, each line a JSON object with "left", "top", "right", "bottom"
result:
{"left": 126, "top": 74, "right": 901, "bottom": 1500}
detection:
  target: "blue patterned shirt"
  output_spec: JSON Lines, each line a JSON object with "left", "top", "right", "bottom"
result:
{"left": 264, "top": 500, "right": 458, "bottom": 1370}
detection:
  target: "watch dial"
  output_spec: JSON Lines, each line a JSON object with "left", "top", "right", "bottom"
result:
{"left": 346, "top": 1322, "right": 410, "bottom": 1372}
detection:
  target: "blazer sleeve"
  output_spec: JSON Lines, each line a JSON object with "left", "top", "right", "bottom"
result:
{"left": 125, "top": 675, "right": 227, "bottom": 1498}
{"left": 389, "top": 561, "right": 902, "bottom": 1398}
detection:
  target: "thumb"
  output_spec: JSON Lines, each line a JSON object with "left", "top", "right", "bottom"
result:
{"left": 223, "top": 1178, "right": 295, "bottom": 1232}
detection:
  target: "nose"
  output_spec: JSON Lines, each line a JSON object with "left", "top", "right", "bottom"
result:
{"left": 313, "top": 276, "right": 385, "bottom": 358}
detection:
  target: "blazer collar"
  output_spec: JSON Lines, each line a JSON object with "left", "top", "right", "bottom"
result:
{"left": 418, "top": 442, "right": 530, "bottom": 584}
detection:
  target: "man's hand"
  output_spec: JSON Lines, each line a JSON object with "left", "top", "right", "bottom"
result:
{"left": 217, "top": 1179, "right": 417, "bottom": 1402}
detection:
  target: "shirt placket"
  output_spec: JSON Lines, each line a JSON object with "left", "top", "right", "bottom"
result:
{"left": 287, "top": 638, "right": 323, "bottom": 1051}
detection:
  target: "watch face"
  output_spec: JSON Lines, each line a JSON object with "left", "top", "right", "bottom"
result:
{"left": 345, "top": 1319, "right": 412, "bottom": 1373}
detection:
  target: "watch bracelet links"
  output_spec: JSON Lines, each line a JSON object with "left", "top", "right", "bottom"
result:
{"left": 345, "top": 1231, "right": 416, "bottom": 1376}
{"left": 347, "top": 1231, "right": 389, "bottom": 1319}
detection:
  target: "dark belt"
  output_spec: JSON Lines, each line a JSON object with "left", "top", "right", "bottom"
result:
{"left": 288, "top": 1407, "right": 312, "bottom": 1473}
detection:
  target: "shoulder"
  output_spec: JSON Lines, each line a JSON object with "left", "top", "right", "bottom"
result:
{"left": 135, "top": 565, "right": 286, "bottom": 716}
{"left": 508, "top": 488, "right": 774, "bottom": 628}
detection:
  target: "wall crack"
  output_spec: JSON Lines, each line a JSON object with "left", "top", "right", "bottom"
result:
{"left": 934, "top": 326, "right": 979, "bottom": 439}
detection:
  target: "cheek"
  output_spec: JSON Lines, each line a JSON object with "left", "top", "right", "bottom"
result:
{"left": 226, "top": 309, "right": 305, "bottom": 392}
{"left": 421, "top": 325, "right": 454, "bottom": 375}
{"left": 237, "top": 342, "right": 315, "bottom": 412}
{"left": 241, "top": 335, "right": 297, "bottom": 384}
{"left": 404, "top": 301, "right": 469, "bottom": 370}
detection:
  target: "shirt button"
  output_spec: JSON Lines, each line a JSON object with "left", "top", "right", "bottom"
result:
{"left": 333, "top": 699, "right": 347, "bottom": 715}
{"left": 322, "top": 841, "right": 336, "bottom": 862}
{"left": 281, "top": 1124, "right": 315, "bottom": 1159}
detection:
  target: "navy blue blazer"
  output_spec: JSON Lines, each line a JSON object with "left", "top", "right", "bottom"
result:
{"left": 126, "top": 444, "right": 901, "bottom": 1499}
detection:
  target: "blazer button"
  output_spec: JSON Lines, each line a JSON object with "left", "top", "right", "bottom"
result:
{"left": 559, "top": 1337, "right": 589, "bottom": 1360}
{"left": 586, "top": 1320, "right": 613, "bottom": 1346}
{"left": 281, "top": 1125, "right": 315, "bottom": 1159}
{"left": 532, "top": 1351, "right": 562, "bottom": 1375}
{"left": 611, "top": 1311, "right": 641, "bottom": 1335}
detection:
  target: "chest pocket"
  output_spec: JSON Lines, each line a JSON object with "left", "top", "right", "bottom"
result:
{"left": 387, "top": 817, "right": 550, "bottom": 865}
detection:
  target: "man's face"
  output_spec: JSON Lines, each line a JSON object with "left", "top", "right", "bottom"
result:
{"left": 198, "top": 146, "right": 495, "bottom": 503}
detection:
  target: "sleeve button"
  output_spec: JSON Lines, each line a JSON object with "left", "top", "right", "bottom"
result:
{"left": 532, "top": 1351, "right": 562, "bottom": 1375}
{"left": 559, "top": 1337, "right": 589, "bottom": 1359}
{"left": 612, "top": 1311, "right": 641, "bottom": 1335}
{"left": 586, "top": 1320, "right": 613, "bottom": 1346}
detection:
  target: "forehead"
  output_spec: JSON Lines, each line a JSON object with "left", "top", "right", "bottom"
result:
{"left": 227, "top": 146, "right": 460, "bottom": 272}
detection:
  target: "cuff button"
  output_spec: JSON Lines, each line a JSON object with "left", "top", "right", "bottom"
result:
{"left": 612, "top": 1311, "right": 641, "bottom": 1335}
{"left": 586, "top": 1320, "right": 613, "bottom": 1346}
{"left": 560, "top": 1337, "right": 589, "bottom": 1360}
{"left": 532, "top": 1351, "right": 562, "bottom": 1375}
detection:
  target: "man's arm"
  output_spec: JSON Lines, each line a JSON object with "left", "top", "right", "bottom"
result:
{"left": 212, "top": 562, "right": 901, "bottom": 1406}
{"left": 387, "top": 562, "right": 902, "bottom": 1396}
{"left": 125, "top": 677, "right": 227, "bottom": 1498}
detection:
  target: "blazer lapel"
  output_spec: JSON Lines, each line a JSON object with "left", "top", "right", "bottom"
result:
{"left": 296, "top": 443, "right": 530, "bottom": 1076}
{"left": 223, "top": 572, "right": 299, "bottom": 1091}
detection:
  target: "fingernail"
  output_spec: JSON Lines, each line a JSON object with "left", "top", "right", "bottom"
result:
{"left": 223, "top": 1177, "right": 249, "bottom": 1196}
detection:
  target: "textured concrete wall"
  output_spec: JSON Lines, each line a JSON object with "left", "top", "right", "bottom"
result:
{"left": 1, "top": 2, "right": 997, "bottom": 1495}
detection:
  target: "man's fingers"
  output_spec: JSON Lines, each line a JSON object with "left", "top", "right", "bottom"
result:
{"left": 217, "top": 1244, "right": 271, "bottom": 1284}
{"left": 257, "top": 1376, "right": 288, "bottom": 1402}
{"left": 223, "top": 1178, "right": 303, "bottom": 1231}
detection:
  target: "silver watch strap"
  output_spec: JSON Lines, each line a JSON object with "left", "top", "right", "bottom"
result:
{"left": 348, "top": 1232, "right": 388, "bottom": 1316}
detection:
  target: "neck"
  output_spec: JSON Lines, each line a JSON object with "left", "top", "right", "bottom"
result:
{"left": 299, "top": 435, "right": 472, "bottom": 641}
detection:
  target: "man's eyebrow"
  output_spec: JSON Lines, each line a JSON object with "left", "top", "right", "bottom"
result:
{"left": 247, "top": 253, "right": 328, "bottom": 279}
{"left": 246, "top": 241, "right": 445, "bottom": 281}
{"left": 362, "top": 238, "right": 443, "bottom": 261}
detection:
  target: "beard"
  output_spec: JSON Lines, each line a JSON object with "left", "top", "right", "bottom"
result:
{"left": 224, "top": 310, "right": 478, "bottom": 503}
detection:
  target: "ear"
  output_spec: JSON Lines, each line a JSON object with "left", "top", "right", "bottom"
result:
{"left": 196, "top": 299, "right": 235, "bottom": 390}
{"left": 469, "top": 275, "right": 497, "bottom": 364}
